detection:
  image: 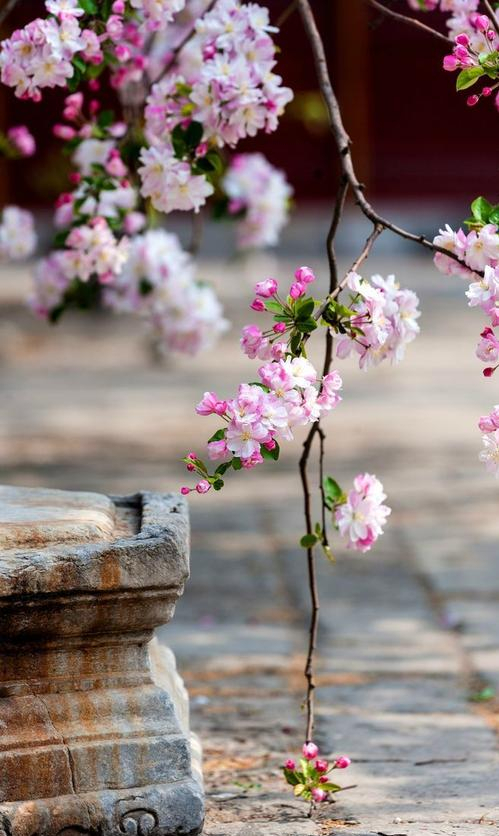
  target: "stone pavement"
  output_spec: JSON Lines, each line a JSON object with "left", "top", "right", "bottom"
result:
{"left": 1, "top": 237, "right": 499, "bottom": 835}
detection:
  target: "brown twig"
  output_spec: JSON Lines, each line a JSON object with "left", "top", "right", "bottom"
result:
{"left": 277, "top": 0, "right": 299, "bottom": 28}
{"left": 0, "top": 0, "right": 20, "bottom": 27}
{"left": 367, "top": 0, "right": 452, "bottom": 45}
{"left": 483, "top": 0, "right": 499, "bottom": 37}
{"left": 297, "top": 0, "right": 468, "bottom": 270}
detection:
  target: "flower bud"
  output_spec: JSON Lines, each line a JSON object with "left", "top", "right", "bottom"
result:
{"left": 475, "top": 14, "right": 490, "bottom": 32}
{"left": 315, "top": 759, "right": 328, "bottom": 773}
{"left": 289, "top": 281, "right": 305, "bottom": 299}
{"left": 250, "top": 299, "right": 266, "bottom": 312}
{"left": 273, "top": 322, "right": 286, "bottom": 334}
{"left": 443, "top": 55, "right": 459, "bottom": 71}
{"left": 311, "top": 788, "right": 327, "bottom": 803}
{"left": 284, "top": 759, "right": 296, "bottom": 770}
{"left": 302, "top": 741, "right": 319, "bottom": 760}
{"left": 196, "top": 480, "right": 211, "bottom": 494}
{"left": 455, "top": 33, "right": 470, "bottom": 47}
{"left": 254, "top": 278, "right": 278, "bottom": 298}
{"left": 294, "top": 265, "right": 315, "bottom": 284}
{"left": 180, "top": 486, "right": 191, "bottom": 495}
{"left": 335, "top": 756, "right": 351, "bottom": 769}
{"left": 467, "top": 94, "right": 479, "bottom": 107}
{"left": 482, "top": 86, "right": 493, "bottom": 97}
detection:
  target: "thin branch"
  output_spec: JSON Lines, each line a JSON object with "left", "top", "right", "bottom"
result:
{"left": 297, "top": 0, "right": 469, "bottom": 271}
{"left": 277, "top": 0, "right": 299, "bottom": 28}
{"left": 0, "top": 0, "right": 19, "bottom": 27}
{"left": 367, "top": 0, "right": 452, "bottom": 45}
{"left": 155, "top": 0, "right": 219, "bottom": 84}
{"left": 318, "top": 427, "right": 329, "bottom": 552}
{"left": 483, "top": 0, "right": 499, "bottom": 37}
{"left": 299, "top": 423, "right": 320, "bottom": 743}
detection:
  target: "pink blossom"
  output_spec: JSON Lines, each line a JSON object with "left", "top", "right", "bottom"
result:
{"left": 335, "top": 756, "right": 351, "bottom": 769}
{"left": 295, "top": 265, "right": 315, "bottom": 284}
{"left": 226, "top": 420, "right": 270, "bottom": 459}
{"left": 240, "top": 324, "right": 271, "bottom": 360}
{"left": 196, "top": 392, "right": 227, "bottom": 416}
{"left": 311, "top": 788, "right": 327, "bottom": 803}
{"left": 254, "top": 278, "right": 278, "bottom": 297}
{"left": 289, "top": 281, "right": 305, "bottom": 299}
{"left": 335, "top": 473, "right": 391, "bottom": 552}
{"left": 479, "top": 429, "right": 499, "bottom": 475}
{"left": 476, "top": 327, "right": 499, "bottom": 363}
{"left": 196, "top": 480, "right": 211, "bottom": 494}
{"left": 7, "top": 125, "right": 36, "bottom": 157}
{"left": 207, "top": 440, "right": 230, "bottom": 461}
{"left": 284, "top": 759, "right": 296, "bottom": 770}
{"left": 302, "top": 741, "right": 319, "bottom": 760}
{"left": 315, "top": 759, "right": 328, "bottom": 773}
{"left": 250, "top": 298, "right": 266, "bottom": 312}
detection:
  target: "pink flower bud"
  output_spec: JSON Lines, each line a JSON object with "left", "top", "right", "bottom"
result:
{"left": 187, "top": 452, "right": 197, "bottom": 460}
{"left": 250, "top": 299, "right": 266, "bottom": 312}
{"left": 196, "top": 142, "right": 208, "bottom": 157}
{"left": 311, "top": 788, "right": 327, "bottom": 803}
{"left": 254, "top": 278, "right": 278, "bottom": 298}
{"left": 124, "top": 211, "right": 146, "bottom": 235}
{"left": 273, "top": 322, "right": 286, "bottom": 334}
{"left": 455, "top": 33, "right": 470, "bottom": 46}
{"left": 443, "top": 55, "right": 459, "bottom": 73}
{"left": 484, "top": 366, "right": 496, "bottom": 377}
{"left": 196, "top": 480, "right": 211, "bottom": 494}
{"left": 335, "top": 756, "right": 351, "bottom": 769}
{"left": 488, "top": 29, "right": 496, "bottom": 40}
{"left": 89, "top": 99, "right": 100, "bottom": 115}
{"left": 69, "top": 172, "right": 82, "bottom": 185}
{"left": 53, "top": 124, "right": 76, "bottom": 140}
{"left": 319, "top": 775, "right": 329, "bottom": 784}
{"left": 112, "top": 0, "right": 125, "bottom": 11}
{"left": 115, "top": 44, "right": 131, "bottom": 62}
{"left": 475, "top": 14, "right": 490, "bottom": 32}
{"left": 315, "top": 759, "right": 328, "bottom": 773}
{"left": 264, "top": 439, "right": 276, "bottom": 451}
{"left": 302, "top": 742, "right": 319, "bottom": 760}
{"left": 483, "top": 86, "right": 493, "bottom": 97}
{"left": 467, "top": 94, "right": 479, "bottom": 106}
{"left": 186, "top": 463, "right": 195, "bottom": 472}
{"left": 180, "top": 486, "right": 191, "bottom": 495}
{"left": 289, "top": 281, "right": 305, "bottom": 299}
{"left": 284, "top": 759, "right": 296, "bottom": 770}
{"left": 294, "top": 265, "right": 315, "bottom": 284}
{"left": 88, "top": 79, "right": 100, "bottom": 91}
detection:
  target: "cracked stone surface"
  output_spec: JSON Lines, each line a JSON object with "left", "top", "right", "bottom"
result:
{"left": 2, "top": 236, "right": 499, "bottom": 834}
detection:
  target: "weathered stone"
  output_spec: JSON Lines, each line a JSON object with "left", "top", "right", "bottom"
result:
{"left": 0, "top": 486, "right": 203, "bottom": 836}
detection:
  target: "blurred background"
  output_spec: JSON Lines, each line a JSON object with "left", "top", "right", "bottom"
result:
{"left": 1, "top": 1, "right": 499, "bottom": 831}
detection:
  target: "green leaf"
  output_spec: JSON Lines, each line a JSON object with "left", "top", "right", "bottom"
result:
{"left": 139, "top": 278, "right": 153, "bottom": 296}
{"left": 488, "top": 206, "right": 499, "bottom": 225}
{"left": 456, "top": 66, "right": 484, "bottom": 91}
{"left": 471, "top": 196, "right": 493, "bottom": 224}
{"left": 293, "top": 784, "right": 305, "bottom": 797}
{"left": 295, "top": 297, "right": 315, "bottom": 319}
{"left": 171, "top": 124, "right": 187, "bottom": 159}
{"left": 265, "top": 300, "right": 284, "bottom": 314}
{"left": 324, "top": 476, "right": 343, "bottom": 508}
{"left": 79, "top": 0, "right": 98, "bottom": 11}
{"left": 296, "top": 318, "right": 318, "bottom": 334}
{"left": 215, "top": 462, "right": 231, "bottom": 476}
{"left": 208, "top": 429, "right": 226, "bottom": 443}
{"left": 184, "top": 120, "right": 204, "bottom": 150}
{"left": 469, "top": 686, "right": 496, "bottom": 702}
{"left": 282, "top": 768, "right": 300, "bottom": 786}
{"left": 206, "top": 150, "right": 223, "bottom": 174}
{"left": 300, "top": 533, "right": 318, "bottom": 548}
{"left": 321, "top": 543, "right": 336, "bottom": 564}
{"left": 289, "top": 331, "right": 302, "bottom": 356}
{"left": 261, "top": 441, "right": 280, "bottom": 461}
{"left": 73, "top": 54, "right": 87, "bottom": 73}
{"left": 213, "top": 479, "right": 224, "bottom": 491}
{"left": 317, "top": 782, "right": 342, "bottom": 792}
{"left": 97, "top": 109, "right": 114, "bottom": 129}
{"left": 232, "top": 457, "right": 242, "bottom": 471}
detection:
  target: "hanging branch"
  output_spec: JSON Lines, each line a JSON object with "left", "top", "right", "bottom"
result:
{"left": 483, "top": 0, "right": 499, "bottom": 37}
{"left": 367, "top": 0, "right": 452, "bottom": 45}
{"left": 296, "top": 0, "right": 469, "bottom": 271}
{"left": 155, "top": 0, "right": 219, "bottom": 83}
{"left": 0, "top": 0, "right": 19, "bottom": 28}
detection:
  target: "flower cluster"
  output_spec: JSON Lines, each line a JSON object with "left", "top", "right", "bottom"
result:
{"left": 433, "top": 200, "right": 499, "bottom": 375}
{"left": 0, "top": 206, "right": 37, "bottom": 262}
{"left": 104, "top": 228, "right": 228, "bottom": 355}
{"left": 335, "top": 272, "right": 421, "bottom": 369}
{"left": 434, "top": 197, "right": 499, "bottom": 478}
{"left": 335, "top": 473, "right": 391, "bottom": 553}
{"left": 140, "top": 0, "right": 292, "bottom": 214}
{"left": 222, "top": 153, "right": 292, "bottom": 249}
{"left": 478, "top": 405, "right": 499, "bottom": 476}
{"left": 130, "top": 0, "right": 186, "bottom": 31}
{"left": 282, "top": 742, "right": 351, "bottom": 805}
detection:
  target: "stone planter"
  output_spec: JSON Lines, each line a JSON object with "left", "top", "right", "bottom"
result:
{"left": 0, "top": 486, "right": 203, "bottom": 836}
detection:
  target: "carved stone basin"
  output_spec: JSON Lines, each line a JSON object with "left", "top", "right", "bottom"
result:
{"left": 0, "top": 486, "right": 203, "bottom": 836}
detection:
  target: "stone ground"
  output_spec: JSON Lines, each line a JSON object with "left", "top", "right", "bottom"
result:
{"left": 2, "top": 222, "right": 499, "bottom": 835}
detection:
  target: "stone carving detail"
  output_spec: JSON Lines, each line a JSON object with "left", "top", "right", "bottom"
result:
{"left": 0, "top": 488, "right": 203, "bottom": 836}
{"left": 119, "top": 811, "right": 158, "bottom": 836}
